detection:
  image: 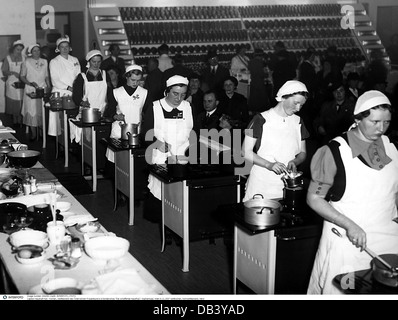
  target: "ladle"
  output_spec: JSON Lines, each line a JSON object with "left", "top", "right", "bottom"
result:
{"left": 331, "top": 227, "right": 396, "bottom": 272}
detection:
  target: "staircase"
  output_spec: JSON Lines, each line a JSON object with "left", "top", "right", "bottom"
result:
{"left": 89, "top": 6, "right": 134, "bottom": 66}
{"left": 349, "top": 3, "right": 389, "bottom": 66}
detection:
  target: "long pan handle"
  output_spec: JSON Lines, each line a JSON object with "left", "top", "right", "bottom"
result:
{"left": 331, "top": 228, "right": 395, "bottom": 271}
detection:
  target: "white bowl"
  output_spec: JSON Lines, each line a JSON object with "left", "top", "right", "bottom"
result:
{"left": 9, "top": 230, "right": 48, "bottom": 248}
{"left": 42, "top": 277, "right": 81, "bottom": 294}
{"left": 56, "top": 201, "right": 72, "bottom": 212}
{"left": 84, "top": 236, "right": 130, "bottom": 261}
{"left": 16, "top": 252, "right": 46, "bottom": 265}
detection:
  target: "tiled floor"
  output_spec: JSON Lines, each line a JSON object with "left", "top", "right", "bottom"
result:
{"left": 1, "top": 113, "right": 240, "bottom": 295}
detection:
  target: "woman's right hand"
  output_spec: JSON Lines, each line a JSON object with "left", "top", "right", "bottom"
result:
{"left": 113, "top": 113, "right": 124, "bottom": 121}
{"left": 346, "top": 223, "right": 367, "bottom": 251}
{"left": 269, "top": 161, "right": 288, "bottom": 175}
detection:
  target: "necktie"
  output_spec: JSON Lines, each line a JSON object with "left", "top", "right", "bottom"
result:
{"left": 211, "top": 67, "right": 216, "bottom": 75}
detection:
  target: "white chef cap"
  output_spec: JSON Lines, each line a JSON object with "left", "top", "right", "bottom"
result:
{"left": 166, "top": 75, "right": 189, "bottom": 88}
{"left": 85, "top": 50, "right": 103, "bottom": 68}
{"left": 354, "top": 90, "right": 391, "bottom": 115}
{"left": 275, "top": 80, "right": 308, "bottom": 102}
{"left": 27, "top": 44, "right": 40, "bottom": 56}
{"left": 124, "top": 64, "right": 142, "bottom": 75}
{"left": 55, "top": 35, "right": 71, "bottom": 53}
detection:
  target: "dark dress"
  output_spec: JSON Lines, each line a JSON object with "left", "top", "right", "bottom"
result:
{"left": 144, "top": 67, "right": 165, "bottom": 101}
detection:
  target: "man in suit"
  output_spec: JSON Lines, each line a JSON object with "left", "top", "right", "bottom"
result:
{"left": 200, "top": 49, "right": 230, "bottom": 95}
{"left": 101, "top": 44, "right": 126, "bottom": 83}
{"left": 194, "top": 89, "right": 223, "bottom": 134}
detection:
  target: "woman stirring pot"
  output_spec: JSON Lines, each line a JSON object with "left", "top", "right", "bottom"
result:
{"left": 307, "top": 90, "right": 398, "bottom": 294}
{"left": 72, "top": 49, "right": 107, "bottom": 114}
{"left": 242, "top": 80, "right": 309, "bottom": 201}
{"left": 141, "top": 75, "right": 193, "bottom": 223}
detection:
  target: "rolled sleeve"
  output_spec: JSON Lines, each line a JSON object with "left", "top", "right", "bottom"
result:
{"left": 307, "top": 145, "right": 337, "bottom": 197}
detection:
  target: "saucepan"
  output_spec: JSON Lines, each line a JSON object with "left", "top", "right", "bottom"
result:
{"left": 120, "top": 122, "right": 138, "bottom": 141}
{"left": 243, "top": 194, "right": 281, "bottom": 226}
{"left": 332, "top": 227, "right": 398, "bottom": 287}
{"left": 81, "top": 107, "right": 101, "bottom": 123}
{"left": 281, "top": 171, "right": 303, "bottom": 188}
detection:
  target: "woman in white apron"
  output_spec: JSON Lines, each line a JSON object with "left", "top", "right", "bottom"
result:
{"left": 242, "top": 80, "right": 309, "bottom": 201}
{"left": 307, "top": 90, "right": 398, "bottom": 294}
{"left": 141, "top": 75, "right": 193, "bottom": 223}
{"left": 20, "top": 44, "right": 51, "bottom": 140}
{"left": 105, "top": 64, "right": 150, "bottom": 163}
{"left": 49, "top": 36, "right": 81, "bottom": 136}
{"left": 1, "top": 40, "right": 25, "bottom": 126}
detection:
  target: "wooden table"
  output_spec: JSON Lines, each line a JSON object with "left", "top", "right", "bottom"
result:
{"left": 70, "top": 119, "right": 111, "bottom": 193}
{"left": 104, "top": 138, "right": 147, "bottom": 225}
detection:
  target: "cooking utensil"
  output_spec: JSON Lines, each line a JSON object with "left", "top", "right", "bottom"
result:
{"left": 281, "top": 171, "right": 304, "bottom": 188}
{"left": 62, "top": 95, "right": 76, "bottom": 110}
{"left": 120, "top": 122, "right": 138, "bottom": 140}
{"left": 331, "top": 227, "right": 397, "bottom": 272}
{"left": 81, "top": 107, "right": 101, "bottom": 123}
{"left": 243, "top": 194, "right": 281, "bottom": 226}
{"left": 371, "top": 254, "right": 398, "bottom": 287}
{"left": 6, "top": 150, "right": 40, "bottom": 168}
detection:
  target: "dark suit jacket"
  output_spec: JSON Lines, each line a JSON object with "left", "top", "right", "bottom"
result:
{"left": 144, "top": 67, "right": 165, "bottom": 101}
{"left": 200, "top": 64, "right": 230, "bottom": 94}
{"left": 101, "top": 56, "right": 126, "bottom": 75}
{"left": 194, "top": 109, "right": 223, "bottom": 135}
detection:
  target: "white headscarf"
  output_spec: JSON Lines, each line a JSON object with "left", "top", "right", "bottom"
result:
{"left": 27, "top": 44, "right": 40, "bottom": 57}
{"left": 85, "top": 49, "right": 103, "bottom": 68}
{"left": 275, "top": 80, "right": 308, "bottom": 102}
{"left": 354, "top": 90, "right": 391, "bottom": 115}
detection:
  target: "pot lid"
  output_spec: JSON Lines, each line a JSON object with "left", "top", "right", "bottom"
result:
{"left": 0, "top": 140, "right": 14, "bottom": 153}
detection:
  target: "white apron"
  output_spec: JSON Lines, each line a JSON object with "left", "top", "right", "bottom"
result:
{"left": 81, "top": 70, "right": 107, "bottom": 114}
{"left": 307, "top": 135, "right": 398, "bottom": 294}
{"left": 49, "top": 55, "right": 80, "bottom": 136}
{"left": 243, "top": 109, "right": 302, "bottom": 201}
{"left": 147, "top": 99, "right": 193, "bottom": 200}
{"left": 5, "top": 55, "right": 24, "bottom": 101}
{"left": 106, "top": 86, "right": 148, "bottom": 163}
{"left": 21, "top": 58, "right": 48, "bottom": 127}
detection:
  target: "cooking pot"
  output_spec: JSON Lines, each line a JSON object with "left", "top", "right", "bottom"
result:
{"left": 283, "top": 186, "right": 305, "bottom": 211}
{"left": 281, "top": 171, "right": 304, "bottom": 188}
{"left": 62, "top": 95, "right": 76, "bottom": 110}
{"left": 243, "top": 194, "right": 281, "bottom": 226}
{"left": 372, "top": 254, "right": 398, "bottom": 287}
{"left": 126, "top": 131, "right": 140, "bottom": 146}
{"left": 120, "top": 123, "right": 138, "bottom": 141}
{"left": 81, "top": 107, "right": 101, "bottom": 123}
{"left": 35, "top": 87, "right": 45, "bottom": 98}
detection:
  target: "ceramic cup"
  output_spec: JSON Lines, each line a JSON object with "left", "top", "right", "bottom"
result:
{"left": 46, "top": 221, "right": 66, "bottom": 246}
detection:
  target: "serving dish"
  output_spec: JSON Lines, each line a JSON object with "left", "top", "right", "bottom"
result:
{"left": 56, "top": 201, "right": 72, "bottom": 212}
{"left": 41, "top": 277, "right": 82, "bottom": 294}
{"left": 9, "top": 229, "right": 48, "bottom": 248}
{"left": 76, "top": 221, "right": 100, "bottom": 233}
{"left": 84, "top": 236, "right": 129, "bottom": 261}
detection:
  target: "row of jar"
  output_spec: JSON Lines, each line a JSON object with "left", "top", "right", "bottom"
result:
{"left": 119, "top": 4, "right": 341, "bottom": 21}
{"left": 128, "top": 30, "right": 248, "bottom": 45}
{"left": 253, "top": 38, "right": 357, "bottom": 51}
{"left": 249, "top": 27, "right": 352, "bottom": 41}
{"left": 244, "top": 17, "right": 343, "bottom": 30}
{"left": 124, "top": 20, "right": 242, "bottom": 34}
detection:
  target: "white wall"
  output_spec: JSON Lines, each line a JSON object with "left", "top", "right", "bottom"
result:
{"left": 0, "top": 0, "right": 36, "bottom": 113}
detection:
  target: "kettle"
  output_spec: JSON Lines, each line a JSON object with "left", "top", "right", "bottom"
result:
{"left": 81, "top": 107, "right": 101, "bottom": 123}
